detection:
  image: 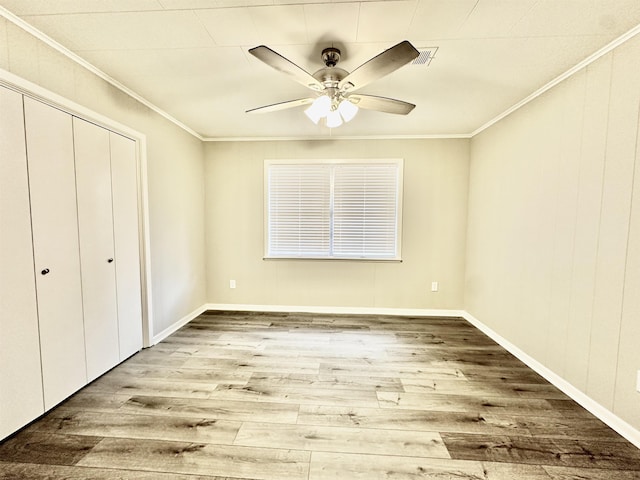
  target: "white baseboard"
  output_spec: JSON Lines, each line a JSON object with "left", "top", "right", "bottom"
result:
{"left": 153, "top": 303, "right": 463, "bottom": 346}
{"left": 205, "top": 303, "right": 465, "bottom": 318}
{"left": 151, "top": 304, "right": 208, "bottom": 345}
{"left": 462, "top": 311, "right": 640, "bottom": 450}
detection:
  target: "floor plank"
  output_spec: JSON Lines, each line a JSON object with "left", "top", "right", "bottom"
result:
{"left": 297, "top": 404, "right": 533, "bottom": 435}
{"left": 513, "top": 415, "right": 629, "bottom": 441}
{"left": 99, "top": 363, "right": 252, "bottom": 385}
{"left": 308, "top": 452, "right": 487, "bottom": 479}
{"left": 77, "top": 438, "right": 310, "bottom": 480}
{"left": 400, "top": 378, "right": 569, "bottom": 399}
{"left": 246, "top": 372, "right": 405, "bottom": 392}
{"left": 0, "top": 462, "right": 247, "bottom": 480}
{"left": 376, "top": 391, "right": 564, "bottom": 415}
{"left": 182, "top": 357, "right": 321, "bottom": 374}
{"left": 84, "top": 375, "right": 220, "bottom": 398}
{"left": 481, "top": 462, "right": 552, "bottom": 479}
{"left": 233, "top": 422, "right": 450, "bottom": 458}
{"left": 120, "top": 395, "right": 300, "bottom": 423}
{"left": 206, "top": 383, "right": 380, "bottom": 407}
{"left": 54, "top": 391, "right": 133, "bottom": 412}
{"left": 26, "top": 410, "right": 242, "bottom": 444}
{"left": 0, "top": 432, "right": 102, "bottom": 466}
{"left": 320, "top": 363, "right": 466, "bottom": 380}
{"left": 543, "top": 465, "right": 640, "bottom": 479}
{"left": 442, "top": 433, "right": 640, "bottom": 470}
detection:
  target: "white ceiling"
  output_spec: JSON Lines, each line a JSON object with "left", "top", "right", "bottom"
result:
{"left": 2, "top": 0, "right": 640, "bottom": 139}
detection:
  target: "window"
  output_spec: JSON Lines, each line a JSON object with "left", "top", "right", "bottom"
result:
{"left": 265, "top": 159, "right": 403, "bottom": 260}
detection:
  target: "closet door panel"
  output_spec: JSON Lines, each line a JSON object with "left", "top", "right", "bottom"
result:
{"left": 110, "top": 132, "right": 143, "bottom": 359}
{"left": 0, "top": 88, "right": 44, "bottom": 439}
{"left": 23, "top": 97, "right": 87, "bottom": 410}
{"left": 73, "top": 118, "right": 120, "bottom": 381}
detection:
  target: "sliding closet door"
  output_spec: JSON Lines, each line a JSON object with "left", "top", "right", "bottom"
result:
{"left": 23, "top": 97, "right": 87, "bottom": 410}
{"left": 0, "top": 87, "right": 44, "bottom": 439}
{"left": 73, "top": 118, "right": 120, "bottom": 382}
{"left": 110, "top": 132, "right": 143, "bottom": 359}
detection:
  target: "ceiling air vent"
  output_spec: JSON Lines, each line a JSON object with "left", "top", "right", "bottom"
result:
{"left": 411, "top": 47, "right": 438, "bottom": 66}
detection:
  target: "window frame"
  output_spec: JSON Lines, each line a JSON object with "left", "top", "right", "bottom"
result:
{"left": 263, "top": 158, "right": 404, "bottom": 261}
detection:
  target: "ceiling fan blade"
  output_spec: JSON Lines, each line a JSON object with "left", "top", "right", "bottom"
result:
{"left": 249, "top": 46, "right": 324, "bottom": 91}
{"left": 246, "top": 98, "right": 315, "bottom": 114}
{"left": 339, "top": 40, "right": 419, "bottom": 92}
{"left": 347, "top": 94, "right": 416, "bottom": 115}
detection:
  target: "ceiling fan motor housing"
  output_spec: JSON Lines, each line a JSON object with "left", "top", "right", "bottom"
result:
{"left": 313, "top": 67, "right": 348, "bottom": 86}
{"left": 321, "top": 47, "right": 341, "bottom": 67}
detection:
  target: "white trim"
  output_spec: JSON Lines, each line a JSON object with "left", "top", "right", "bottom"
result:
{"left": 0, "top": 66, "right": 155, "bottom": 350}
{"left": 462, "top": 311, "right": 640, "bottom": 450}
{"left": 471, "top": 23, "right": 640, "bottom": 137}
{"left": 1, "top": 68, "right": 139, "bottom": 141}
{"left": 151, "top": 304, "right": 208, "bottom": 345}
{"left": 137, "top": 139, "right": 154, "bottom": 348}
{"left": 203, "top": 134, "right": 473, "bottom": 142}
{"left": 205, "top": 303, "right": 465, "bottom": 318}
{"left": 0, "top": 5, "right": 202, "bottom": 141}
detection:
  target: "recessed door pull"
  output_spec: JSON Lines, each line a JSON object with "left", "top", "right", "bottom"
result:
{"left": 107, "top": 258, "right": 114, "bottom": 263}
{"left": 41, "top": 268, "right": 50, "bottom": 275}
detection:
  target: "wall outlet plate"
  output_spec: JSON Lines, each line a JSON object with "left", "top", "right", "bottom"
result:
{"left": 229, "top": 279, "right": 236, "bottom": 289}
{"left": 431, "top": 281, "right": 439, "bottom": 292}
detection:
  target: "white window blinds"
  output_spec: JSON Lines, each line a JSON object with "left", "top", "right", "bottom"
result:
{"left": 333, "top": 163, "right": 399, "bottom": 258}
{"left": 267, "top": 164, "right": 331, "bottom": 257}
{"left": 266, "top": 160, "right": 402, "bottom": 260}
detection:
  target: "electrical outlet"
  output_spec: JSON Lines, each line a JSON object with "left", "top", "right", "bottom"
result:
{"left": 431, "top": 281, "right": 439, "bottom": 292}
{"left": 229, "top": 279, "right": 236, "bottom": 289}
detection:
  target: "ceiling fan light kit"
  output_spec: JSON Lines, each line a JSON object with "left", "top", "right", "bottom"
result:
{"left": 247, "top": 41, "right": 420, "bottom": 129}
{"left": 304, "top": 95, "right": 331, "bottom": 124}
{"left": 326, "top": 108, "right": 343, "bottom": 128}
{"left": 304, "top": 95, "right": 359, "bottom": 126}
{"left": 338, "top": 98, "right": 359, "bottom": 122}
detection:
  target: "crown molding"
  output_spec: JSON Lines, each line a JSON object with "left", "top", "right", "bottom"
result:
{"left": 202, "top": 133, "right": 472, "bottom": 142}
{"left": 471, "top": 23, "right": 640, "bottom": 138}
{"left": 0, "top": 5, "right": 203, "bottom": 141}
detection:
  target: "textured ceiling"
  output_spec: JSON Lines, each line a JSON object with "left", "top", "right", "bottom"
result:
{"left": 2, "top": 0, "right": 640, "bottom": 139}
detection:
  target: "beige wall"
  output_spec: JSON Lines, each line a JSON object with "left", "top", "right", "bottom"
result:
{"left": 465, "top": 35, "right": 640, "bottom": 429}
{"left": 205, "top": 139, "right": 469, "bottom": 310}
{"left": 0, "top": 18, "right": 207, "bottom": 336}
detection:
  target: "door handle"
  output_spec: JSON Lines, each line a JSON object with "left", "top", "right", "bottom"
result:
{"left": 41, "top": 268, "right": 50, "bottom": 275}
{"left": 107, "top": 258, "right": 114, "bottom": 263}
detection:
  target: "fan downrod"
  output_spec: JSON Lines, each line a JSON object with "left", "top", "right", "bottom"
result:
{"left": 321, "top": 47, "right": 341, "bottom": 67}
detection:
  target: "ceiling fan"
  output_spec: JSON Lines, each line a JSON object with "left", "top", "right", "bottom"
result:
{"left": 246, "top": 40, "right": 420, "bottom": 128}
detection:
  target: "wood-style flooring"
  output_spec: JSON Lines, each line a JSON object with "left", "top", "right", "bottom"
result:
{"left": 1, "top": 311, "right": 640, "bottom": 479}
